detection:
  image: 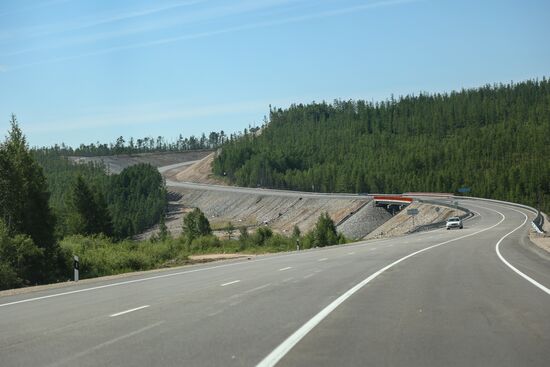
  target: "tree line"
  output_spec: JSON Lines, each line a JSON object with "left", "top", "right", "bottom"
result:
{"left": 33, "top": 150, "right": 167, "bottom": 239}
{"left": 213, "top": 78, "right": 550, "bottom": 213}
{"left": 40, "top": 126, "right": 260, "bottom": 157}
{"left": 1, "top": 117, "right": 168, "bottom": 289}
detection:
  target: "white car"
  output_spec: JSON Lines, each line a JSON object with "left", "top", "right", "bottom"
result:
{"left": 446, "top": 216, "right": 463, "bottom": 230}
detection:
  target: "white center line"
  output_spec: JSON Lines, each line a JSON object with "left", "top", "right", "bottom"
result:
{"left": 244, "top": 283, "right": 272, "bottom": 294}
{"left": 318, "top": 258, "right": 328, "bottom": 262}
{"left": 221, "top": 280, "right": 241, "bottom": 287}
{"left": 279, "top": 267, "right": 292, "bottom": 271}
{"left": 45, "top": 321, "right": 164, "bottom": 367}
{"left": 109, "top": 305, "right": 150, "bottom": 318}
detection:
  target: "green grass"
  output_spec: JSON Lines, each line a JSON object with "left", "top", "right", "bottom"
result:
{"left": 59, "top": 231, "right": 351, "bottom": 280}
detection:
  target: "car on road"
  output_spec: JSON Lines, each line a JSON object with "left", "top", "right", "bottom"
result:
{"left": 446, "top": 216, "right": 463, "bottom": 230}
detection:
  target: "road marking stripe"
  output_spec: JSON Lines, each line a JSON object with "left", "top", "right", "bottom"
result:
{"left": 318, "top": 258, "right": 328, "bottom": 262}
{"left": 494, "top": 209, "right": 550, "bottom": 295}
{"left": 244, "top": 283, "right": 272, "bottom": 294}
{"left": 0, "top": 208, "right": 492, "bottom": 309}
{"left": 256, "top": 210, "right": 507, "bottom": 367}
{"left": 279, "top": 267, "right": 292, "bottom": 271}
{"left": 221, "top": 280, "right": 240, "bottom": 287}
{"left": 45, "top": 321, "right": 164, "bottom": 367}
{"left": 109, "top": 305, "right": 150, "bottom": 317}
{"left": 347, "top": 252, "right": 355, "bottom": 255}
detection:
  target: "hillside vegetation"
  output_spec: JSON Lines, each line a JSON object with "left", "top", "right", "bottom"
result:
{"left": 1, "top": 119, "right": 346, "bottom": 289}
{"left": 213, "top": 79, "right": 550, "bottom": 212}
{"left": 33, "top": 150, "right": 167, "bottom": 239}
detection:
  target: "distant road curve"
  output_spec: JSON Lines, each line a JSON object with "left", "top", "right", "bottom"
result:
{"left": 165, "top": 178, "right": 368, "bottom": 200}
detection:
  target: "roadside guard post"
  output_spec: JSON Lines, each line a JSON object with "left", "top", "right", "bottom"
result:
{"left": 73, "top": 255, "right": 79, "bottom": 282}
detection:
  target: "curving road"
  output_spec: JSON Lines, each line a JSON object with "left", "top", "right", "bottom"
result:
{"left": 0, "top": 198, "right": 549, "bottom": 366}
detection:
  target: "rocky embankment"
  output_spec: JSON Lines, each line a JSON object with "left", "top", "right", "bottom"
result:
{"left": 71, "top": 151, "right": 461, "bottom": 241}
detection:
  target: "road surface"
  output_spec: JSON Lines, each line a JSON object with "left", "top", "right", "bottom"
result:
{"left": 0, "top": 198, "right": 548, "bottom": 366}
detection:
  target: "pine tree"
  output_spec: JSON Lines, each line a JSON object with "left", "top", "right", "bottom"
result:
{"left": 182, "top": 208, "right": 212, "bottom": 242}
{"left": 0, "top": 115, "right": 61, "bottom": 282}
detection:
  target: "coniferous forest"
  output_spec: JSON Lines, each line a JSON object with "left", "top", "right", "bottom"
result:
{"left": 213, "top": 79, "right": 550, "bottom": 213}
{"left": 33, "top": 151, "right": 167, "bottom": 239}
{"left": 1, "top": 78, "right": 549, "bottom": 290}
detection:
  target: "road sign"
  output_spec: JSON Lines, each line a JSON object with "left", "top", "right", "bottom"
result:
{"left": 458, "top": 187, "right": 471, "bottom": 193}
{"left": 407, "top": 208, "right": 419, "bottom": 216}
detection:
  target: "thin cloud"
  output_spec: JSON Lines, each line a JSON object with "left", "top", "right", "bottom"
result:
{"left": 24, "top": 100, "right": 271, "bottom": 134}
{"left": 0, "top": 0, "right": 205, "bottom": 45}
{"left": 7, "top": 0, "right": 419, "bottom": 72}
{"left": 2, "top": 0, "right": 294, "bottom": 57}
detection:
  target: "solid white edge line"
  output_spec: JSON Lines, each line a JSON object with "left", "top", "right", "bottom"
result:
{"left": 494, "top": 209, "right": 550, "bottom": 295}
{"left": 0, "top": 252, "right": 305, "bottom": 308}
{"left": 109, "top": 305, "right": 150, "bottom": 317}
{"left": 221, "top": 280, "right": 240, "bottom": 287}
{"left": 279, "top": 267, "right": 292, "bottom": 271}
{"left": 256, "top": 210, "right": 507, "bottom": 367}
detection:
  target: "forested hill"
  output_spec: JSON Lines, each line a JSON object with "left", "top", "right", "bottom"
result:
{"left": 213, "top": 79, "right": 550, "bottom": 212}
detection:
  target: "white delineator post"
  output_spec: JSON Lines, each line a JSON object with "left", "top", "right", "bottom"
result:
{"left": 73, "top": 255, "right": 79, "bottom": 282}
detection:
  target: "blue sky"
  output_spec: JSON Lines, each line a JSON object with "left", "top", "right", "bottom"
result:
{"left": 0, "top": 0, "right": 549, "bottom": 148}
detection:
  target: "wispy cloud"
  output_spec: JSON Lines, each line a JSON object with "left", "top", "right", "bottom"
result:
{"left": 2, "top": 0, "right": 294, "bottom": 57}
{"left": 6, "top": 0, "right": 419, "bottom": 71}
{"left": 24, "top": 100, "right": 271, "bottom": 134}
{"left": 29, "top": 0, "right": 207, "bottom": 39}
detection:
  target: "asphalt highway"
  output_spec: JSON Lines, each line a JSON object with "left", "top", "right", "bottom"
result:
{"left": 0, "top": 199, "right": 548, "bottom": 366}
{"left": 165, "top": 178, "right": 368, "bottom": 200}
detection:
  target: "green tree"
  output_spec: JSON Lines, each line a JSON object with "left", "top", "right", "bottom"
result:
{"left": 0, "top": 115, "right": 62, "bottom": 282}
{"left": 311, "top": 212, "right": 338, "bottom": 247}
{"left": 158, "top": 214, "right": 169, "bottom": 241}
{"left": 182, "top": 208, "right": 212, "bottom": 242}
{"left": 68, "top": 175, "right": 112, "bottom": 236}
{"left": 0, "top": 219, "right": 44, "bottom": 289}
{"left": 2, "top": 115, "right": 56, "bottom": 248}
{"left": 254, "top": 227, "right": 273, "bottom": 246}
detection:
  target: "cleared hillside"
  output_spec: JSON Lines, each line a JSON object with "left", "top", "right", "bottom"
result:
{"left": 69, "top": 150, "right": 212, "bottom": 174}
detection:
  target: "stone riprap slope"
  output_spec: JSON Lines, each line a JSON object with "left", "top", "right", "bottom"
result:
{"left": 152, "top": 187, "right": 369, "bottom": 238}
{"left": 364, "top": 202, "right": 465, "bottom": 240}
{"left": 77, "top": 151, "right": 457, "bottom": 242}
{"left": 337, "top": 200, "right": 393, "bottom": 239}
{"left": 69, "top": 150, "right": 212, "bottom": 174}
